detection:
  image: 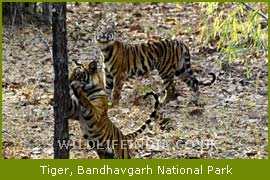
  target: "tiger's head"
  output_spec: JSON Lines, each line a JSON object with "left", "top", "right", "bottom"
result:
{"left": 95, "top": 22, "right": 115, "bottom": 45}
{"left": 69, "top": 60, "right": 104, "bottom": 89}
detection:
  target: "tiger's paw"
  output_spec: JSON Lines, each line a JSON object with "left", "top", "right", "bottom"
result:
{"left": 189, "top": 100, "right": 205, "bottom": 107}
{"left": 164, "top": 93, "right": 178, "bottom": 103}
{"left": 70, "top": 81, "right": 81, "bottom": 96}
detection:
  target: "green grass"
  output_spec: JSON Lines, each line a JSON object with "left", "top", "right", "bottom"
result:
{"left": 198, "top": 2, "right": 267, "bottom": 77}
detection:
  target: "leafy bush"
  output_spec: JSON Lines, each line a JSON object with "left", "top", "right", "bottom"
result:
{"left": 198, "top": 2, "right": 267, "bottom": 66}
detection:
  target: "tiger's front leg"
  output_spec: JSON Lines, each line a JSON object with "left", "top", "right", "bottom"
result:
{"left": 111, "top": 75, "right": 123, "bottom": 106}
{"left": 67, "top": 95, "right": 80, "bottom": 120}
{"left": 105, "top": 72, "right": 114, "bottom": 102}
{"left": 70, "top": 81, "right": 95, "bottom": 109}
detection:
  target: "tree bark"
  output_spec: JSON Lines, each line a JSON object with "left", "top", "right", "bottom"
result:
{"left": 52, "top": 2, "right": 70, "bottom": 159}
{"left": 42, "top": 2, "right": 52, "bottom": 25}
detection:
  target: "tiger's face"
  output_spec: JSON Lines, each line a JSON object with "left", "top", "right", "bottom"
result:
{"left": 70, "top": 61, "right": 103, "bottom": 88}
{"left": 95, "top": 23, "right": 115, "bottom": 44}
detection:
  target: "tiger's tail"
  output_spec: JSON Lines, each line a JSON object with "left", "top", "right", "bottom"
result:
{"left": 125, "top": 92, "right": 159, "bottom": 140}
{"left": 199, "top": 72, "right": 216, "bottom": 86}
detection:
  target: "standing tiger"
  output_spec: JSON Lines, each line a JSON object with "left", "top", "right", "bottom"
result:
{"left": 68, "top": 60, "right": 160, "bottom": 159}
{"left": 95, "top": 23, "right": 216, "bottom": 105}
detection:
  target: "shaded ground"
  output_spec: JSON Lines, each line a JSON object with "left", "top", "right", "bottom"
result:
{"left": 2, "top": 2, "right": 268, "bottom": 159}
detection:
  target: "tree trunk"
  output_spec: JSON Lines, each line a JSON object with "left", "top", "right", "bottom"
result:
{"left": 42, "top": 2, "right": 52, "bottom": 25}
{"left": 52, "top": 2, "right": 70, "bottom": 159}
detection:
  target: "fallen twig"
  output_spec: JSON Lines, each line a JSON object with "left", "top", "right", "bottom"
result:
{"left": 241, "top": 2, "right": 268, "bottom": 21}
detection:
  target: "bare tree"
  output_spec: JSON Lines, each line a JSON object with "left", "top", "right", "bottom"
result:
{"left": 42, "top": 2, "right": 52, "bottom": 25}
{"left": 3, "top": 2, "right": 51, "bottom": 31}
{"left": 51, "top": 2, "right": 70, "bottom": 159}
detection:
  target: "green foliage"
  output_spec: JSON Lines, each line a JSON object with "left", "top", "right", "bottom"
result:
{"left": 198, "top": 2, "right": 267, "bottom": 77}
{"left": 245, "top": 63, "right": 253, "bottom": 79}
{"left": 200, "top": 2, "right": 219, "bottom": 15}
{"left": 135, "top": 83, "right": 153, "bottom": 95}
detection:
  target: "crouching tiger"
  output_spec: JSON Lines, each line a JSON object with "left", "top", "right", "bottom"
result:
{"left": 68, "top": 60, "right": 160, "bottom": 159}
{"left": 95, "top": 23, "right": 216, "bottom": 105}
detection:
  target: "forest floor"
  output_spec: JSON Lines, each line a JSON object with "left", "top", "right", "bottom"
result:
{"left": 2, "top": 2, "right": 268, "bottom": 159}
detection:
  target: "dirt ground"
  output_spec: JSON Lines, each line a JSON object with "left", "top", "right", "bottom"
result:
{"left": 2, "top": 2, "right": 268, "bottom": 159}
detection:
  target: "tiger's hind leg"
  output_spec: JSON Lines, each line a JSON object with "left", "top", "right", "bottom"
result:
{"left": 111, "top": 75, "right": 123, "bottom": 106}
{"left": 176, "top": 69, "right": 200, "bottom": 105}
{"left": 96, "top": 149, "right": 115, "bottom": 159}
{"left": 95, "top": 143, "right": 131, "bottom": 159}
{"left": 160, "top": 72, "right": 178, "bottom": 102}
{"left": 187, "top": 76, "right": 200, "bottom": 105}
{"left": 165, "top": 83, "right": 177, "bottom": 102}
{"left": 89, "top": 141, "right": 116, "bottom": 159}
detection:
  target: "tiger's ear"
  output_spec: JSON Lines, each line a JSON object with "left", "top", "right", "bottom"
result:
{"left": 108, "top": 21, "right": 117, "bottom": 29}
{"left": 110, "top": 21, "right": 116, "bottom": 28}
{"left": 105, "top": 14, "right": 116, "bottom": 28}
{"left": 74, "top": 60, "right": 82, "bottom": 66}
{"left": 88, "top": 61, "right": 98, "bottom": 74}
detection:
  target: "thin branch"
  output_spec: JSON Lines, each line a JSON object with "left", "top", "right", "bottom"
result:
{"left": 241, "top": 2, "right": 268, "bottom": 21}
{"left": 11, "top": 3, "right": 17, "bottom": 33}
{"left": 18, "top": 2, "right": 24, "bottom": 28}
{"left": 31, "top": 25, "right": 53, "bottom": 56}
